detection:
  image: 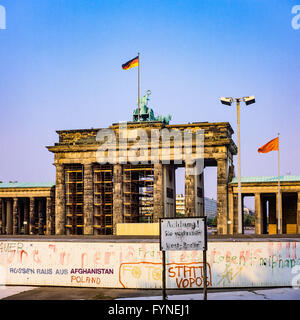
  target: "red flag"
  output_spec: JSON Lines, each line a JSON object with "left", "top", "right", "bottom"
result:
{"left": 258, "top": 137, "right": 279, "bottom": 153}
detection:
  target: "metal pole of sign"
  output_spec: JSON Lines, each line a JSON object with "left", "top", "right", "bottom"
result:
{"left": 203, "top": 249, "right": 207, "bottom": 300}
{"left": 162, "top": 250, "right": 167, "bottom": 300}
{"left": 202, "top": 217, "right": 208, "bottom": 300}
{"left": 160, "top": 218, "right": 167, "bottom": 300}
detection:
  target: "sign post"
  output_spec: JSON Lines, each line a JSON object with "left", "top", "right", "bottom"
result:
{"left": 162, "top": 250, "right": 167, "bottom": 300}
{"left": 159, "top": 216, "right": 208, "bottom": 300}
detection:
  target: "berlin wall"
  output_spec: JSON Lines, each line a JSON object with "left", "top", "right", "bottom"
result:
{"left": 0, "top": 240, "right": 299, "bottom": 289}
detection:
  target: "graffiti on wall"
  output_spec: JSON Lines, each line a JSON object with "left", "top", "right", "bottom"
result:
{"left": 0, "top": 240, "right": 299, "bottom": 288}
{"left": 119, "top": 261, "right": 212, "bottom": 289}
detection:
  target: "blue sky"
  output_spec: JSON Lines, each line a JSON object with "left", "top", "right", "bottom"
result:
{"left": 0, "top": 0, "right": 299, "bottom": 201}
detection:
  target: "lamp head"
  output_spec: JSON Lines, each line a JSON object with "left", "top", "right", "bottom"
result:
{"left": 243, "top": 96, "right": 256, "bottom": 105}
{"left": 220, "top": 97, "right": 233, "bottom": 106}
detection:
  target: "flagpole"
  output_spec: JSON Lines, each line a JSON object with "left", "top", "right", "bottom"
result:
{"left": 138, "top": 52, "right": 140, "bottom": 122}
{"left": 277, "top": 132, "right": 281, "bottom": 234}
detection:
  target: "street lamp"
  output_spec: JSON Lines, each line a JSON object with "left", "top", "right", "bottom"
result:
{"left": 220, "top": 96, "right": 255, "bottom": 234}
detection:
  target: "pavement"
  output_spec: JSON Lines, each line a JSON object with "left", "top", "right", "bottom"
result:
{"left": 1, "top": 285, "right": 300, "bottom": 300}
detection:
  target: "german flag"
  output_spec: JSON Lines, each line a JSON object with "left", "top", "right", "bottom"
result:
{"left": 122, "top": 56, "right": 139, "bottom": 70}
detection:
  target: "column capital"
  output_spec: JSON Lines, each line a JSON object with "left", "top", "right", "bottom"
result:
{"left": 83, "top": 163, "right": 93, "bottom": 168}
{"left": 54, "top": 162, "right": 64, "bottom": 167}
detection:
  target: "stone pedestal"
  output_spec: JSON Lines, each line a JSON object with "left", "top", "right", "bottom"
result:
{"left": 55, "top": 164, "right": 65, "bottom": 235}
{"left": 83, "top": 164, "right": 94, "bottom": 235}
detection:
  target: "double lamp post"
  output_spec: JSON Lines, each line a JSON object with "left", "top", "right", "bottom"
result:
{"left": 220, "top": 96, "right": 256, "bottom": 234}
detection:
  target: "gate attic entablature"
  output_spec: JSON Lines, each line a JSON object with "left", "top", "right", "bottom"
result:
{"left": 47, "top": 121, "right": 237, "bottom": 166}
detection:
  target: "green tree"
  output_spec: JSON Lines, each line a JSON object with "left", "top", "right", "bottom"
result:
{"left": 243, "top": 213, "right": 255, "bottom": 227}
{"left": 207, "top": 216, "right": 217, "bottom": 227}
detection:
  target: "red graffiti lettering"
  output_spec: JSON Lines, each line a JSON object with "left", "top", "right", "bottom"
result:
{"left": 286, "top": 242, "right": 290, "bottom": 258}
{"left": 59, "top": 252, "right": 66, "bottom": 265}
{"left": 292, "top": 242, "right": 297, "bottom": 259}
{"left": 94, "top": 252, "right": 101, "bottom": 264}
{"left": 81, "top": 253, "right": 87, "bottom": 268}
{"left": 48, "top": 244, "right": 56, "bottom": 252}
{"left": 33, "top": 250, "right": 41, "bottom": 263}
{"left": 19, "top": 249, "right": 28, "bottom": 263}
{"left": 119, "top": 262, "right": 211, "bottom": 289}
{"left": 7, "top": 250, "right": 16, "bottom": 264}
{"left": 104, "top": 252, "right": 112, "bottom": 264}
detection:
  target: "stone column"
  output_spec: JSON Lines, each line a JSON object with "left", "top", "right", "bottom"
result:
{"left": 297, "top": 192, "right": 300, "bottom": 234}
{"left": 6, "top": 199, "right": 13, "bottom": 235}
{"left": 163, "top": 164, "right": 176, "bottom": 218}
{"left": 0, "top": 199, "right": 2, "bottom": 234}
{"left": 46, "top": 197, "right": 52, "bottom": 235}
{"left": 17, "top": 199, "right": 22, "bottom": 233}
{"left": 13, "top": 198, "right": 18, "bottom": 235}
{"left": 50, "top": 188, "right": 55, "bottom": 235}
{"left": 228, "top": 191, "right": 234, "bottom": 235}
{"left": 217, "top": 159, "right": 228, "bottom": 235}
{"left": 276, "top": 192, "right": 283, "bottom": 234}
{"left": 233, "top": 193, "right": 239, "bottom": 234}
{"left": 1, "top": 199, "right": 5, "bottom": 234}
{"left": 198, "top": 173, "right": 204, "bottom": 217}
{"left": 83, "top": 163, "right": 94, "bottom": 235}
{"left": 55, "top": 164, "right": 65, "bottom": 235}
{"left": 185, "top": 163, "right": 195, "bottom": 217}
{"left": 255, "top": 193, "right": 262, "bottom": 235}
{"left": 185, "top": 164, "right": 204, "bottom": 217}
{"left": 241, "top": 195, "right": 245, "bottom": 234}
{"left": 113, "top": 164, "right": 123, "bottom": 234}
{"left": 38, "top": 199, "right": 44, "bottom": 235}
{"left": 24, "top": 199, "right": 29, "bottom": 235}
{"left": 153, "top": 163, "right": 164, "bottom": 222}
{"left": 29, "top": 197, "right": 35, "bottom": 234}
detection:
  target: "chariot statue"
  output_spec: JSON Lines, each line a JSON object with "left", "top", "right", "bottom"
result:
{"left": 132, "top": 90, "right": 172, "bottom": 124}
